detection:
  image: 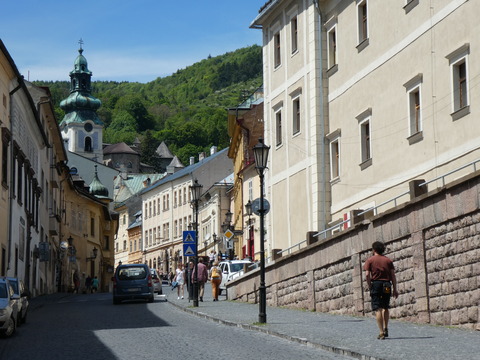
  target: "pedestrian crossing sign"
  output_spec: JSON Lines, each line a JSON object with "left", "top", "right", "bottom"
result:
{"left": 183, "top": 230, "right": 196, "bottom": 243}
{"left": 183, "top": 243, "right": 196, "bottom": 256}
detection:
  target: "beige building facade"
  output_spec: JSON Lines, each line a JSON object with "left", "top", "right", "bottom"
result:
{"left": 141, "top": 148, "right": 233, "bottom": 274}
{"left": 251, "top": 0, "right": 328, "bottom": 255}
{"left": 252, "top": 0, "right": 478, "bottom": 253}
{"left": 321, "top": 0, "right": 480, "bottom": 223}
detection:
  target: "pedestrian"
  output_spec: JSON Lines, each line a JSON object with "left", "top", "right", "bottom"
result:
{"left": 85, "top": 275, "right": 92, "bottom": 294}
{"left": 91, "top": 276, "right": 99, "bottom": 293}
{"left": 209, "top": 261, "right": 222, "bottom": 301}
{"left": 186, "top": 261, "right": 194, "bottom": 301}
{"left": 192, "top": 257, "right": 209, "bottom": 301}
{"left": 363, "top": 241, "right": 399, "bottom": 340}
{"left": 209, "top": 250, "right": 216, "bottom": 267}
{"left": 168, "top": 271, "right": 175, "bottom": 285}
{"left": 73, "top": 271, "right": 80, "bottom": 293}
{"left": 174, "top": 263, "right": 185, "bottom": 299}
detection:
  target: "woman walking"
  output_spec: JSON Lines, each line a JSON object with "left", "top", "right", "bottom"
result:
{"left": 174, "top": 263, "right": 185, "bottom": 299}
{"left": 209, "top": 261, "right": 222, "bottom": 301}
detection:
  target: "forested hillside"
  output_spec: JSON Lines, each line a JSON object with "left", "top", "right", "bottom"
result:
{"left": 35, "top": 45, "right": 262, "bottom": 167}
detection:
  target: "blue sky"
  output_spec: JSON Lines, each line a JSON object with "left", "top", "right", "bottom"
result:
{"left": 1, "top": 0, "right": 264, "bottom": 83}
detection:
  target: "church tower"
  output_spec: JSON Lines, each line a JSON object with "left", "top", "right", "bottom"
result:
{"left": 60, "top": 40, "right": 103, "bottom": 161}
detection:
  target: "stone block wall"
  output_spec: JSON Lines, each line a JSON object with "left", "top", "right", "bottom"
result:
{"left": 227, "top": 171, "right": 480, "bottom": 330}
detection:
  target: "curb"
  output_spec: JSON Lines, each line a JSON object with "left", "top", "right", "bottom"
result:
{"left": 167, "top": 300, "right": 384, "bottom": 360}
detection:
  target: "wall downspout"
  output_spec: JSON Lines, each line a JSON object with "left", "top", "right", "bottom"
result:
{"left": 313, "top": 0, "right": 327, "bottom": 231}
{"left": 7, "top": 80, "right": 22, "bottom": 274}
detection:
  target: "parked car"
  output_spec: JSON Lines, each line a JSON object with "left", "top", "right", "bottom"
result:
{"left": 0, "top": 278, "right": 19, "bottom": 337}
{"left": 112, "top": 264, "right": 155, "bottom": 305}
{"left": 150, "top": 269, "right": 163, "bottom": 295}
{"left": 7, "top": 277, "right": 29, "bottom": 324}
{"left": 219, "top": 260, "right": 253, "bottom": 294}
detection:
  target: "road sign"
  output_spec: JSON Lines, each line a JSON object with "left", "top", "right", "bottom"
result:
{"left": 183, "top": 243, "right": 197, "bottom": 256}
{"left": 226, "top": 240, "right": 233, "bottom": 250}
{"left": 183, "top": 230, "right": 196, "bottom": 243}
{"left": 252, "top": 198, "right": 270, "bottom": 216}
{"left": 224, "top": 229, "right": 234, "bottom": 240}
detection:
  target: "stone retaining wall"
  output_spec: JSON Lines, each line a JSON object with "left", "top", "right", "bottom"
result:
{"left": 227, "top": 172, "right": 480, "bottom": 330}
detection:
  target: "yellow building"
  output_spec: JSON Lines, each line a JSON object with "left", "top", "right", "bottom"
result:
{"left": 227, "top": 89, "right": 264, "bottom": 260}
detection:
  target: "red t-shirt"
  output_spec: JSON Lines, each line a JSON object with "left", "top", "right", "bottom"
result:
{"left": 364, "top": 255, "right": 394, "bottom": 281}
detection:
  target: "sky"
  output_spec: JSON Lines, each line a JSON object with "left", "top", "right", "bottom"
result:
{"left": 1, "top": 0, "right": 264, "bottom": 83}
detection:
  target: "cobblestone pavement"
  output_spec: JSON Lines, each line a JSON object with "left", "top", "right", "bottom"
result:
{"left": 167, "top": 283, "right": 480, "bottom": 360}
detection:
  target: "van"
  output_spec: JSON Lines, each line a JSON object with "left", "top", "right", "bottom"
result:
{"left": 112, "top": 264, "right": 154, "bottom": 305}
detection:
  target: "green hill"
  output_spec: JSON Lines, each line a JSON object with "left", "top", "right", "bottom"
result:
{"left": 35, "top": 45, "right": 263, "bottom": 168}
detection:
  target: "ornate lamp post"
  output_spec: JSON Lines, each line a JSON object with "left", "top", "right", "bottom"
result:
{"left": 189, "top": 178, "right": 202, "bottom": 307}
{"left": 253, "top": 138, "right": 270, "bottom": 324}
{"left": 245, "top": 200, "right": 253, "bottom": 259}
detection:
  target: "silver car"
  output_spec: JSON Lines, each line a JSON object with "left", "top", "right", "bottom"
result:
{"left": 7, "top": 278, "right": 29, "bottom": 325}
{"left": 0, "top": 278, "right": 19, "bottom": 337}
{"left": 150, "top": 269, "right": 163, "bottom": 295}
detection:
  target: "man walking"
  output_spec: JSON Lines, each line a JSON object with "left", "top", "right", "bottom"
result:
{"left": 192, "top": 257, "right": 209, "bottom": 301}
{"left": 364, "top": 241, "right": 398, "bottom": 340}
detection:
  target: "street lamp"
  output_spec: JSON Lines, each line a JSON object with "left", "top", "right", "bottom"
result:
{"left": 189, "top": 178, "right": 202, "bottom": 307}
{"left": 86, "top": 247, "right": 98, "bottom": 261}
{"left": 245, "top": 200, "right": 253, "bottom": 259}
{"left": 253, "top": 137, "right": 270, "bottom": 324}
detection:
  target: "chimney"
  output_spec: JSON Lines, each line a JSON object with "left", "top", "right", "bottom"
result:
{"left": 210, "top": 146, "right": 217, "bottom": 155}
{"left": 190, "top": 157, "right": 195, "bottom": 165}
{"left": 199, "top": 152, "right": 206, "bottom": 161}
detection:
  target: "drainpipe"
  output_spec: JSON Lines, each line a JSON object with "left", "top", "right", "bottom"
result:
{"left": 7, "top": 80, "right": 22, "bottom": 275}
{"left": 313, "top": 0, "right": 327, "bottom": 231}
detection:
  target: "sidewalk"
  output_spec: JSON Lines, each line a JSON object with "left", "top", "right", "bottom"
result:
{"left": 167, "top": 283, "right": 480, "bottom": 360}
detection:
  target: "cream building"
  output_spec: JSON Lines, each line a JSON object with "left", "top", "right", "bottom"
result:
{"left": 252, "top": 0, "right": 478, "bottom": 252}
{"left": 251, "top": 0, "right": 328, "bottom": 255}
{"left": 141, "top": 148, "right": 233, "bottom": 275}
{"left": 317, "top": 0, "right": 479, "bottom": 223}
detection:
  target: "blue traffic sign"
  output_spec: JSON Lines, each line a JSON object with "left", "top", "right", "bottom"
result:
{"left": 183, "top": 242, "right": 197, "bottom": 256}
{"left": 183, "top": 230, "right": 196, "bottom": 243}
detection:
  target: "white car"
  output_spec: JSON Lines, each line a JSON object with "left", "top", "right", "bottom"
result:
{"left": 0, "top": 278, "right": 19, "bottom": 337}
{"left": 218, "top": 260, "right": 253, "bottom": 293}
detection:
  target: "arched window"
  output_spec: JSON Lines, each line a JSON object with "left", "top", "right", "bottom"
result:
{"left": 84, "top": 137, "right": 93, "bottom": 152}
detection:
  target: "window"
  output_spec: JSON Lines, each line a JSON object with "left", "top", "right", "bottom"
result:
{"left": 404, "top": 0, "right": 419, "bottom": 14}
{"left": 292, "top": 97, "right": 301, "bottom": 135}
{"left": 360, "top": 120, "right": 371, "bottom": 163}
{"left": 153, "top": 228, "right": 156, "bottom": 244}
{"left": 248, "top": 180, "right": 253, "bottom": 201}
{"left": 153, "top": 200, "right": 156, "bottom": 216}
{"left": 291, "top": 16, "right": 298, "bottom": 54}
{"left": 276, "top": 110, "right": 282, "bottom": 146}
{"left": 404, "top": 74, "right": 423, "bottom": 142}
{"left": 84, "top": 137, "right": 93, "bottom": 152}
{"left": 357, "top": 0, "right": 369, "bottom": 47}
{"left": 90, "top": 217, "right": 95, "bottom": 236}
{"left": 446, "top": 44, "right": 470, "bottom": 120}
{"left": 409, "top": 89, "right": 421, "bottom": 134}
{"left": 123, "top": 215, "right": 126, "bottom": 225}
{"left": 1, "top": 128, "right": 10, "bottom": 187}
{"left": 149, "top": 201, "right": 152, "bottom": 218}
{"left": 331, "top": 139, "right": 340, "bottom": 179}
{"left": 356, "top": 108, "right": 372, "bottom": 168}
{"left": 325, "top": 16, "right": 338, "bottom": 71}
{"left": 327, "top": 129, "right": 341, "bottom": 181}
{"left": 274, "top": 32, "right": 281, "bottom": 68}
